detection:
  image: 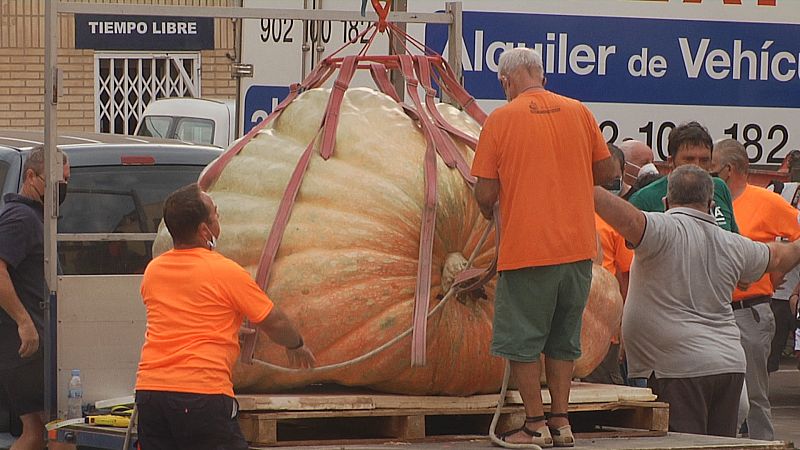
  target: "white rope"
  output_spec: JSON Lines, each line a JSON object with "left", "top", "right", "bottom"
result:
{"left": 122, "top": 405, "right": 138, "bottom": 450}
{"left": 488, "top": 360, "right": 543, "bottom": 450}
{"left": 251, "top": 218, "right": 495, "bottom": 373}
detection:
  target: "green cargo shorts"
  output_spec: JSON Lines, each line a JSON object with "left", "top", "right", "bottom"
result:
{"left": 491, "top": 260, "right": 592, "bottom": 362}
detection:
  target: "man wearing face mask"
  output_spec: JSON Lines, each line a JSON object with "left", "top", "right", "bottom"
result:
{"left": 595, "top": 144, "right": 633, "bottom": 292}
{"left": 585, "top": 143, "right": 632, "bottom": 386}
{"left": 135, "top": 183, "right": 316, "bottom": 450}
{"left": 595, "top": 164, "right": 800, "bottom": 437}
{"left": 0, "top": 146, "right": 69, "bottom": 450}
{"left": 619, "top": 139, "right": 657, "bottom": 189}
{"left": 710, "top": 139, "right": 800, "bottom": 441}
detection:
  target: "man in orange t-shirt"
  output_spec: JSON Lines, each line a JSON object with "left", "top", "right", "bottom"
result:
{"left": 135, "top": 183, "right": 315, "bottom": 450}
{"left": 595, "top": 144, "right": 635, "bottom": 284}
{"left": 711, "top": 139, "right": 800, "bottom": 441}
{"left": 586, "top": 144, "right": 633, "bottom": 386}
{"left": 472, "top": 47, "right": 615, "bottom": 447}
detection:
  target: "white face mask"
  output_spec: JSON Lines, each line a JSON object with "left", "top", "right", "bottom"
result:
{"left": 635, "top": 162, "right": 659, "bottom": 178}
{"left": 205, "top": 225, "right": 219, "bottom": 250}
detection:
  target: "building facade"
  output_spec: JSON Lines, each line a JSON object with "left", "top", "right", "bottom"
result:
{"left": 0, "top": 0, "right": 237, "bottom": 133}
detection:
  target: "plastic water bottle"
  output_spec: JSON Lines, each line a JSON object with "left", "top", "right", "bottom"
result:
{"left": 67, "top": 369, "right": 83, "bottom": 419}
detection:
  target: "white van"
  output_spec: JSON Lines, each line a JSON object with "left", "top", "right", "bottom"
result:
{"left": 134, "top": 97, "right": 235, "bottom": 148}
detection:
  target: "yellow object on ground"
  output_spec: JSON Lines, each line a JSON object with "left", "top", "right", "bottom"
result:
{"left": 86, "top": 415, "right": 131, "bottom": 427}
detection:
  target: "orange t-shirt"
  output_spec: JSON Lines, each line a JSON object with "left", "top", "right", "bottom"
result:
{"left": 471, "top": 90, "right": 610, "bottom": 270}
{"left": 595, "top": 214, "right": 634, "bottom": 276}
{"left": 733, "top": 184, "right": 800, "bottom": 301}
{"left": 135, "top": 248, "right": 274, "bottom": 397}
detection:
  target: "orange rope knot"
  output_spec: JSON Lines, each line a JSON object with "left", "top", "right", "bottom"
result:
{"left": 371, "top": 0, "right": 391, "bottom": 32}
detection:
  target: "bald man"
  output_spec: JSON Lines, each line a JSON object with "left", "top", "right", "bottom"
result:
{"left": 620, "top": 140, "right": 656, "bottom": 187}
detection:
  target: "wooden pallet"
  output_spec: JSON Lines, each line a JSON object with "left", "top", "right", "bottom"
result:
{"left": 236, "top": 383, "right": 668, "bottom": 447}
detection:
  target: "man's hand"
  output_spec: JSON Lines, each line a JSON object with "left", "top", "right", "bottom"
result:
{"left": 0, "top": 260, "right": 40, "bottom": 358}
{"left": 286, "top": 345, "right": 316, "bottom": 369}
{"left": 736, "top": 280, "right": 752, "bottom": 291}
{"left": 17, "top": 319, "right": 39, "bottom": 358}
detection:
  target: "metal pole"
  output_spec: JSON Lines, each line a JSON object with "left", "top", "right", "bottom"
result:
{"left": 233, "top": 0, "right": 244, "bottom": 138}
{"left": 301, "top": 0, "right": 311, "bottom": 79}
{"left": 390, "top": 0, "right": 408, "bottom": 101}
{"left": 44, "top": 0, "right": 63, "bottom": 422}
{"left": 444, "top": 2, "right": 463, "bottom": 107}
{"left": 55, "top": 3, "right": 452, "bottom": 23}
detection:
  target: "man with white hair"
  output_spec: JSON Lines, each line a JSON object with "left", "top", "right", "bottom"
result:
{"left": 473, "top": 47, "right": 615, "bottom": 448}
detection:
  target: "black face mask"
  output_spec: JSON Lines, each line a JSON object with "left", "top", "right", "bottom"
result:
{"left": 602, "top": 177, "right": 622, "bottom": 195}
{"left": 39, "top": 181, "right": 68, "bottom": 206}
{"left": 58, "top": 181, "right": 68, "bottom": 205}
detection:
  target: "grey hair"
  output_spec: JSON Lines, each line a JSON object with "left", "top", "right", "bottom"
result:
{"left": 23, "top": 146, "right": 68, "bottom": 176}
{"left": 23, "top": 146, "right": 45, "bottom": 176}
{"left": 713, "top": 138, "right": 749, "bottom": 174}
{"left": 667, "top": 165, "right": 714, "bottom": 206}
{"left": 497, "top": 48, "right": 544, "bottom": 79}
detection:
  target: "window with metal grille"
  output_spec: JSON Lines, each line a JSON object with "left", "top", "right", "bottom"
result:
{"left": 94, "top": 53, "right": 201, "bottom": 134}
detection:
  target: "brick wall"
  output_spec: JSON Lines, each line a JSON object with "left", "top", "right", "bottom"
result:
{"left": 201, "top": 49, "right": 238, "bottom": 99}
{"left": 0, "top": 0, "right": 236, "bottom": 132}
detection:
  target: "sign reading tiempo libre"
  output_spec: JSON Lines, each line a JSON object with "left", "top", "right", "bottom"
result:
{"left": 75, "top": 14, "right": 214, "bottom": 51}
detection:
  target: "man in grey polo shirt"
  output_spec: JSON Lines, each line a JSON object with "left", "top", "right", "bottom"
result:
{"left": 594, "top": 165, "right": 800, "bottom": 437}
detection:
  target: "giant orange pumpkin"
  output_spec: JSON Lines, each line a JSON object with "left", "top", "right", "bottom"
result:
{"left": 152, "top": 87, "right": 623, "bottom": 395}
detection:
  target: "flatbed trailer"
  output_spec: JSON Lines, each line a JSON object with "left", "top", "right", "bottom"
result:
{"left": 54, "top": 424, "right": 789, "bottom": 450}
{"left": 51, "top": 384, "right": 789, "bottom": 450}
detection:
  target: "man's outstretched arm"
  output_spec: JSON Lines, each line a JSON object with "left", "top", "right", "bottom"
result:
{"left": 594, "top": 187, "right": 646, "bottom": 247}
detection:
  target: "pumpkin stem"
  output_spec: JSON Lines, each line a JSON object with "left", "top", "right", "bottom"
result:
{"left": 441, "top": 252, "right": 469, "bottom": 294}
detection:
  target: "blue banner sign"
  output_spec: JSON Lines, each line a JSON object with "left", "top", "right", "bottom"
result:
{"left": 425, "top": 12, "right": 800, "bottom": 108}
{"left": 75, "top": 14, "right": 214, "bottom": 51}
{"left": 243, "top": 85, "right": 291, "bottom": 133}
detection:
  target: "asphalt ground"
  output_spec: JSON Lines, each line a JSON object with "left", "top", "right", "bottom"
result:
{"left": 769, "top": 358, "right": 800, "bottom": 447}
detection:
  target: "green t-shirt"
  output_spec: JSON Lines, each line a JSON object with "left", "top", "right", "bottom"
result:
{"left": 629, "top": 176, "right": 739, "bottom": 233}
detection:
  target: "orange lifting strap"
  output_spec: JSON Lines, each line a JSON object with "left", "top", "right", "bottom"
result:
{"left": 199, "top": 4, "right": 494, "bottom": 368}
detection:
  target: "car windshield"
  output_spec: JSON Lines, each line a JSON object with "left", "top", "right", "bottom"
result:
{"left": 175, "top": 117, "right": 215, "bottom": 145}
{"left": 137, "top": 116, "right": 172, "bottom": 139}
{"left": 58, "top": 165, "right": 205, "bottom": 275}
